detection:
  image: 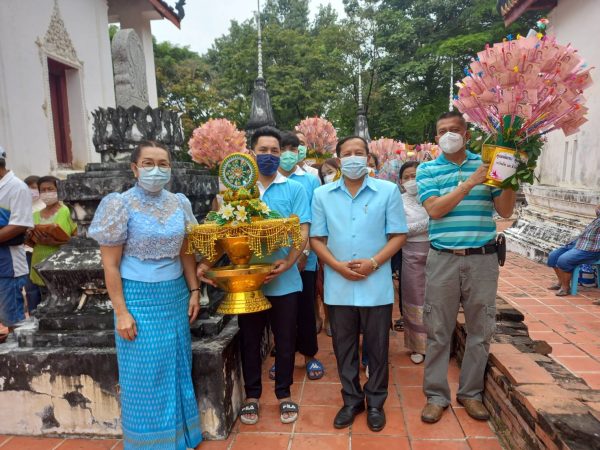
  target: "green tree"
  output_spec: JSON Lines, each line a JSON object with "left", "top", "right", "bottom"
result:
{"left": 344, "top": 0, "right": 540, "bottom": 142}
{"left": 151, "top": 0, "right": 544, "bottom": 144}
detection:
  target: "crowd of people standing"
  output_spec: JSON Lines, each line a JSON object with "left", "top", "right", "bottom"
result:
{"left": 0, "top": 110, "right": 519, "bottom": 449}
{"left": 0, "top": 151, "right": 76, "bottom": 343}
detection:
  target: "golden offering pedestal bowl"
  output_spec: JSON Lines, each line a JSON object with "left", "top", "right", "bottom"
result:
{"left": 188, "top": 152, "right": 303, "bottom": 315}
{"left": 209, "top": 236, "right": 273, "bottom": 315}
{"left": 207, "top": 261, "right": 273, "bottom": 315}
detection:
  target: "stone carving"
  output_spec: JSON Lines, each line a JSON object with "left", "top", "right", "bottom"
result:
{"left": 111, "top": 29, "right": 149, "bottom": 109}
{"left": 92, "top": 106, "right": 184, "bottom": 162}
{"left": 36, "top": 0, "right": 80, "bottom": 67}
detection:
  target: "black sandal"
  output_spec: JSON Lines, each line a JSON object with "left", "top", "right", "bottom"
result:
{"left": 239, "top": 402, "right": 259, "bottom": 425}
{"left": 393, "top": 319, "right": 404, "bottom": 332}
{"left": 279, "top": 401, "right": 299, "bottom": 424}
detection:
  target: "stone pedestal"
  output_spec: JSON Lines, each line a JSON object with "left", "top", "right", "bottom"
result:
{"left": 0, "top": 319, "right": 242, "bottom": 439}
{"left": 0, "top": 144, "right": 244, "bottom": 440}
{"left": 505, "top": 185, "right": 600, "bottom": 262}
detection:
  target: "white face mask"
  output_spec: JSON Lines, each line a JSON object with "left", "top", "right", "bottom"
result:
{"left": 324, "top": 173, "right": 336, "bottom": 184}
{"left": 40, "top": 191, "right": 58, "bottom": 206}
{"left": 341, "top": 156, "right": 368, "bottom": 180}
{"left": 439, "top": 132, "right": 464, "bottom": 154}
{"left": 403, "top": 179, "right": 418, "bottom": 196}
{"left": 30, "top": 188, "right": 40, "bottom": 201}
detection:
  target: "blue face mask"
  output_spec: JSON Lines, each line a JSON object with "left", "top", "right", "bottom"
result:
{"left": 341, "top": 156, "right": 368, "bottom": 180}
{"left": 256, "top": 154, "right": 280, "bottom": 176}
{"left": 137, "top": 166, "right": 171, "bottom": 192}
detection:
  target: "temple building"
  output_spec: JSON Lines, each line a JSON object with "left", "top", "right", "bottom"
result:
{"left": 498, "top": 0, "right": 600, "bottom": 260}
{"left": 0, "top": 0, "right": 184, "bottom": 178}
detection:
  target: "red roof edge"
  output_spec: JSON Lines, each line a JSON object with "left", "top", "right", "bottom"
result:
{"left": 502, "top": 0, "right": 557, "bottom": 26}
{"left": 148, "top": 0, "right": 181, "bottom": 29}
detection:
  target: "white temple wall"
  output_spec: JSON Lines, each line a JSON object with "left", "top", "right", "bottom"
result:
{"left": 0, "top": 0, "right": 116, "bottom": 178}
{"left": 537, "top": 0, "right": 600, "bottom": 190}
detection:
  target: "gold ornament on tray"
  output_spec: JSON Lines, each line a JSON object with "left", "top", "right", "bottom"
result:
{"left": 187, "top": 153, "right": 302, "bottom": 315}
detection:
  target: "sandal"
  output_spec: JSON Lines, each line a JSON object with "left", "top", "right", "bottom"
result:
{"left": 269, "top": 363, "right": 276, "bottom": 381}
{"left": 548, "top": 283, "right": 561, "bottom": 290}
{"left": 306, "top": 359, "right": 325, "bottom": 380}
{"left": 410, "top": 353, "right": 425, "bottom": 364}
{"left": 394, "top": 319, "right": 404, "bottom": 332}
{"left": 556, "top": 288, "right": 570, "bottom": 297}
{"left": 239, "top": 402, "right": 259, "bottom": 425}
{"left": 279, "top": 400, "right": 299, "bottom": 424}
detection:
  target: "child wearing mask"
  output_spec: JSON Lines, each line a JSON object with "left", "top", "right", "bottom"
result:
{"left": 24, "top": 176, "right": 45, "bottom": 213}
{"left": 22, "top": 176, "right": 45, "bottom": 311}
{"left": 29, "top": 176, "right": 77, "bottom": 292}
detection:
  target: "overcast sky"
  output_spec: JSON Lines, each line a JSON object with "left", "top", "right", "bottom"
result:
{"left": 152, "top": 0, "right": 346, "bottom": 55}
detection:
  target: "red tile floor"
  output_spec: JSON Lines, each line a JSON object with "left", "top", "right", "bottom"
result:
{"left": 0, "top": 331, "right": 501, "bottom": 449}
{"left": 3, "top": 249, "right": 599, "bottom": 449}
{"left": 498, "top": 253, "right": 600, "bottom": 390}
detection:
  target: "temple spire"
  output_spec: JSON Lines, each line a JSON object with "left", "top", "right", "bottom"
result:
{"left": 449, "top": 61, "right": 454, "bottom": 111}
{"left": 354, "top": 60, "right": 371, "bottom": 142}
{"left": 246, "top": 0, "right": 276, "bottom": 135}
{"left": 257, "top": 0, "right": 264, "bottom": 79}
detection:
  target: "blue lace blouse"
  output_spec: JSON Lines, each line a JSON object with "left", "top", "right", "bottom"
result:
{"left": 89, "top": 185, "right": 198, "bottom": 282}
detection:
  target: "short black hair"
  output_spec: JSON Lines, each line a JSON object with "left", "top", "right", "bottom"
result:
{"left": 335, "top": 136, "right": 369, "bottom": 157}
{"left": 24, "top": 175, "right": 40, "bottom": 187}
{"left": 436, "top": 111, "right": 467, "bottom": 128}
{"left": 281, "top": 132, "right": 300, "bottom": 149}
{"left": 130, "top": 140, "right": 171, "bottom": 164}
{"left": 318, "top": 158, "right": 340, "bottom": 184}
{"left": 38, "top": 175, "right": 59, "bottom": 189}
{"left": 399, "top": 161, "right": 419, "bottom": 180}
{"left": 250, "top": 126, "right": 282, "bottom": 150}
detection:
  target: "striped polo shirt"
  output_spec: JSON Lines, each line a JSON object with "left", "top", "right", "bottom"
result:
{"left": 416, "top": 151, "right": 501, "bottom": 250}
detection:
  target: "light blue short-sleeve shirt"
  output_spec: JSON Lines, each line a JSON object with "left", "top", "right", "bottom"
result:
{"left": 289, "top": 167, "right": 320, "bottom": 272}
{"left": 310, "top": 176, "right": 408, "bottom": 307}
{"left": 251, "top": 173, "right": 311, "bottom": 297}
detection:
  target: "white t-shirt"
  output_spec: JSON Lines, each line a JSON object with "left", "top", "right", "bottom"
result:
{"left": 0, "top": 171, "right": 34, "bottom": 277}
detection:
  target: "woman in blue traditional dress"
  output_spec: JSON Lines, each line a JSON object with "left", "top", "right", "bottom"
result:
{"left": 89, "top": 141, "right": 202, "bottom": 449}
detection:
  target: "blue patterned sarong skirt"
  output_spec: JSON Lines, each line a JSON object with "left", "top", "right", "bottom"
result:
{"left": 117, "top": 276, "right": 202, "bottom": 449}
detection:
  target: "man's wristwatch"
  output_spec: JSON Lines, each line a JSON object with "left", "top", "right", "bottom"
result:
{"left": 370, "top": 257, "right": 380, "bottom": 271}
{"left": 302, "top": 249, "right": 310, "bottom": 257}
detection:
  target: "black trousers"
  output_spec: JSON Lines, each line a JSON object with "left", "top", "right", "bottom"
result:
{"left": 328, "top": 304, "right": 392, "bottom": 409}
{"left": 238, "top": 292, "right": 299, "bottom": 399}
{"left": 297, "top": 270, "right": 318, "bottom": 358}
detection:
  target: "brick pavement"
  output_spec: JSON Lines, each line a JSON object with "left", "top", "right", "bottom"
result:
{"left": 0, "top": 331, "right": 502, "bottom": 449}
{"left": 498, "top": 252, "right": 600, "bottom": 390}
{"left": 7, "top": 248, "right": 599, "bottom": 449}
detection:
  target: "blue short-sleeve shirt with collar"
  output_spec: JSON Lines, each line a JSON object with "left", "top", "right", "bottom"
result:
{"left": 416, "top": 150, "right": 501, "bottom": 250}
{"left": 252, "top": 172, "right": 311, "bottom": 297}
{"left": 310, "top": 176, "right": 408, "bottom": 307}
{"left": 288, "top": 166, "right": 320, "bottom": 272}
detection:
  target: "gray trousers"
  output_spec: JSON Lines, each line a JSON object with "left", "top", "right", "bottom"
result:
{"left": 328, "top": 304, "right": 392, "bottom": 409}
{"left": 423, "top": 249, "right": 498, "bottom": 406}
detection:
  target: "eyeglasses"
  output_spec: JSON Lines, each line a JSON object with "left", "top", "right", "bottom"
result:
{"left": 138, "top": 161, "right": 171, "bottom": 173}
